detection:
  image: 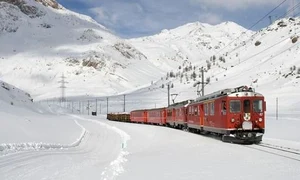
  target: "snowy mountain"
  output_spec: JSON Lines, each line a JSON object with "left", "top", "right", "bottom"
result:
{"left": 129, "top": 18, "right": 300, "bottom": 112}
{"left": 128, "top": 21, "right": 253, "bottom": 70}
{"left": 0, "top": 0, "right": 299, "bottom": 113}
{"left": 0, "top": 0, "right": 162, "bottom": 100}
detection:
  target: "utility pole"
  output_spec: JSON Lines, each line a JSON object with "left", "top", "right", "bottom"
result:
{"left": 79, "top": 101, "right": 81, "bottom": 114}
{"left": 58, "top": 73, "right": 68, "bottom": 102}
{"left": 194, "top": 67, "right": 207, "bottom": 97}
{"left": 107, "top": 97, "right": 109, "bottom": 114}
{"left": 269, "top": 16, "right": 272, "bottom": 25}
{"left": 201, "top": 67, "right": 204, "bottom": 96}
{"left": 167, "top": 84, "right": 170, "bottom": 107}
{"left": 88, "top": 100, "right": 90, "bottom": 115}
{"left": 95, "top": 99, "right": 98, "bottom": 114}
{"left": 123, "top": 94, "right": 126, "bottom": 112}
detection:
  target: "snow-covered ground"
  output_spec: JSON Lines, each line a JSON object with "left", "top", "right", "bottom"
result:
{"left": 1, "top": 113, "right": 299, "bottom": 180}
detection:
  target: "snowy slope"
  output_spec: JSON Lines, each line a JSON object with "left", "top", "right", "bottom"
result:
{"left": 128, "top": 18, "right": 300, "bottom": 113}
{"left": 0, "top": 79, "right": 83, "bottom": 153}
{"left": 0, "top": 0, "right": 164, "bottom": 100}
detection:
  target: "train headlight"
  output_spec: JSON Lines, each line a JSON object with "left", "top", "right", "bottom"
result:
{"left": 248, "top": 133, "right": 253, "bottom": 138}
{"left": 258, "top": 118, "right": 263, "bottom": 122}
{"left": 231, "top": 118, "right": 235, "bottom": 123}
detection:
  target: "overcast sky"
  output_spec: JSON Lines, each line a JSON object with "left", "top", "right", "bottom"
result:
{"left": 56, "top": 0, "right": 299, "bottom": 38}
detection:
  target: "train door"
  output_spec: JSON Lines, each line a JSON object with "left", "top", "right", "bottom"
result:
{"left": 243, "top": 99, "right": 251, "bottom": 120}
{"left": 242, "top": 99, "right": 252, "bottom": 129}
{"left": 221, "top": 100, "right": 227, "bottom": 127}
{"left": 199, "top": 104, "right": 204, "bottom": 127}
{"left": 172, "top": 108, "right": 176, "bottom": 123}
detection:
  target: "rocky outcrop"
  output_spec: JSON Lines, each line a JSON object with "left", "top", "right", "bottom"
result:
{"left": 0, "top": 0, "right": 45, "bottom": 18}
{"left": 34, "top": 0, "right": 60, "bottom": 9}
{"left": 0, "top": 0, "right": 61, "bottom": 18}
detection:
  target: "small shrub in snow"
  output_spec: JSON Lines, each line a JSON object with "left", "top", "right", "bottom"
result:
{"left": 191, "top": 71, "right": 197, "bottom": 80}
{"left": 206, "top": 62, "right": 211, "bottom": 70}
{"left": 206, "top": 77, "right": 210, "bottom": 84}
{"left": 255, "top": 41, "right": 261, "bottom": 46}
{"left": 212, "top": 55, "right": 216, "bottom": 61}
{"left": 291, "top": 36, "right": 298, "bottom": 43}
{"left": 40, "top": 23, "right": 52, "bottom": 28}
{"left": 277, "top": 21, "right": 287, "bottom": 27}
{"left": 1, "top": 83, "right": 10, "bottom": 91}
{"left": 297, "top": 68, "right": 300, "bottom": 74}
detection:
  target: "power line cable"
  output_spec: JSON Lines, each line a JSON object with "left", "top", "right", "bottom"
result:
{"left": 212, "top": 0, "right": 289, "bottom": 56}
{"left": 277, "top": 1, "right": 300, "bottom": 19}
{"left": 210, "top": 35, "right": 300, "bottom": 84}
{"left": 208, "top": 3, "right": 300, "bottom": 79}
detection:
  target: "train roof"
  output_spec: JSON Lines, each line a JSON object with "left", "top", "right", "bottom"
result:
{"left": 195, "top": 85, "right": 263, "bottom": 102}
{"left": 168, "top": 99, "right": 194, "bottom": 108}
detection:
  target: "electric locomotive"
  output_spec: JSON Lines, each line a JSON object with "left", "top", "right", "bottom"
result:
{"left": 185, "top": 85, "right": 265, "bottom": 143}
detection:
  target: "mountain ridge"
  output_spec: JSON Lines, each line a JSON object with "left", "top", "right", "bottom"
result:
{"left": 0, "top": 0, "right": 299, "bottom": 112}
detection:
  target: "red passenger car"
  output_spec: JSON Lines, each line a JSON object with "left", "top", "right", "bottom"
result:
{"left": 166, "top": 100, "right": 191, "bottom": 129}
{"left": 130, "top": 110, "right": 147, "bottom": 123}
{"left": 147, "top": 108, "right": 167, "bottom": 125}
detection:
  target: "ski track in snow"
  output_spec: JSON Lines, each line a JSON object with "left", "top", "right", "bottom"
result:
{"left": 0, "top": 115, "right": 131, "bottom": 180}
{"left": 70, "top": 115, "right": 131, "bottom": 180}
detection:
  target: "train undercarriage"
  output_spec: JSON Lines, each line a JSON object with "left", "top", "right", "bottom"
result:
{"left": 221, "top": 130, "right": 264, "bottom": 144}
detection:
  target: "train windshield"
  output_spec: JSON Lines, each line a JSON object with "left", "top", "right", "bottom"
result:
{"left": 230, "top": 100, "right": 241, "bottom": 113}
{"left": 253, "top": 100, "right": 263, "bottom": 112}
{"left": 243, "top": 99, "right": 251, "bottom": 113}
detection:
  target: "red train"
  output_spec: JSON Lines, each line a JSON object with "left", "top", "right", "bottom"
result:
{"left": 107, "top": 85, "right": 266, "bottom": 144}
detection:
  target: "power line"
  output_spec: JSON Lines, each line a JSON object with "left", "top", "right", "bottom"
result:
{"left": 207, "top": 2, "right": 300, "bottom": 80}
{"left": 210, "top": 36, "right": 300, "bottom": 84}
{"left": 213, "top": 0, "right": 289, "bottom": 56}
{"left": 277, "top": 1, "right": 300, "bottom": 19}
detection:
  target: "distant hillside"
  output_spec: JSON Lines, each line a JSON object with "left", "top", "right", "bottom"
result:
{"left": 128, "top": 18, "right": 300, "bottom": 112}
{"left": 0, "top": 79, "right": 33, "bottom": 108}
{"left": 0, "top": 0, "right": 163, "bottom": 100}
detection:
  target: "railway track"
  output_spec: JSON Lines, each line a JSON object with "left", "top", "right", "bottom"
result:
{"left": 257, "top": 143, "right": 300, "bottom": 155}
{"left": 246, "top": 142, "right": 300, "bottom": 162}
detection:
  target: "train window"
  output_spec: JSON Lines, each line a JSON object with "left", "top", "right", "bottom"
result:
{"left": 253, "top": 100, "right": 263, "bottom": 112}
{"left": 222, "top": 101, "right": 226, "bottom": 110}
{"left": 244, "top": 100, "right": 251, "bottom": 113}
{"left": 167, "top": 110, "right": 172, "bottom": 117}
{"left": 230, "top": 100, "right": 241, "bottom": 113}
{"left": 194, "top": 106, "right": 198, "bottom": 115}
{"left": 210, "top": 102, "right": 214, "bottom": 115}
{"left": 204, "top": 104, "right": 208, "bottom": 116}
{"left": 222, "top": 101, "right": 227, "bottom": 115}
